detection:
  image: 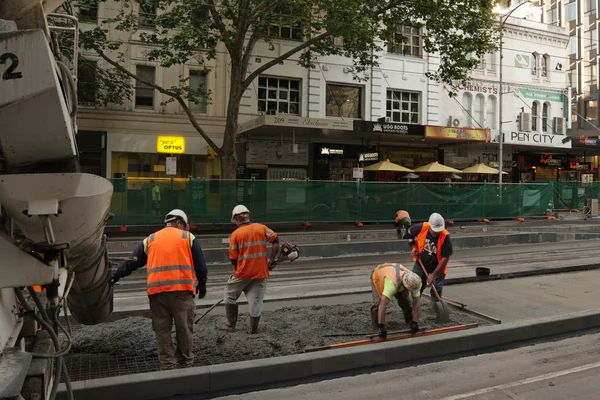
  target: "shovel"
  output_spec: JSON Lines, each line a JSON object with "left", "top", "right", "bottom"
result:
{"left": 417, "top": 258, "right": 450, "bottom": 323}
{"left": 170, "top": 299, "right": 224, "bottom": 333}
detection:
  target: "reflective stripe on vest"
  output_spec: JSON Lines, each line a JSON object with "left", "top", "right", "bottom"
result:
{"left": 372, "top": 263, "right": 403, "bottom": 298}
{"left": 414, "top": 222, "right": 449, "bottom": 274}
{"left": 146, "top": 227, "right": 196, "bottom": 296}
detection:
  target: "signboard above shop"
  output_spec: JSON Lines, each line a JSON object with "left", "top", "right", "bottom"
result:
{"left": 358, "top": 152, "right": 379, "bottom": 162}
{"left": 238, "top": 115, "right": 354, "bottom": 134}
{"left": 353, "top": 120, "right": 425, "bottom": 135}
{"left": 573, "top": 135, "right": 600, "bottom": 149}
{"left": 425, "top": 126, "right": 491, "bottom": 142}
{"left": 157, "top": 136, "right": 186, "bottom": 154}
{"left": 493, "top": 131, "right": 572, "bottom": 149}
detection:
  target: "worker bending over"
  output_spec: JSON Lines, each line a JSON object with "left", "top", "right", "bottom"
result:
{"left": 394, "top": 209, "right": 412, "bottom": 239}
{"left": 226, "top": 205, "right": 279, "bottom": 334}
{"left": 111, "top": 209, "right": 207, "bottom": 370}
{"left": 406, "top": 212, "right": 453, "bottom": 301}
{"left": 371, "top": 263, "right": 422, "bottom": 339}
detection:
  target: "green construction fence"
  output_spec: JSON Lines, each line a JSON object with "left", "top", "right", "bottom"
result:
{"left": 108, "top": 178, "right": 600, "bottom": 226}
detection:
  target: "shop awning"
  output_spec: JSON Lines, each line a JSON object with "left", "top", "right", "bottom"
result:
{"left": 363, "top": 159, "right": 414, "bottom": 172}
{"left": 414, "top": 161, "right": 462, "bottom": 173}
{"left": 238, "top": 115, "right": 354, "bottom": 135}
{"left": 461, "top": 163, "right": 508, "bottom": 175}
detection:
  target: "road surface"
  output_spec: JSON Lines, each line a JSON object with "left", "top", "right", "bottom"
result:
{"left": 203, "top": 329, "right": 600, "bottom": 400}
{"left": 111, "top": 240, "right": 600, "bottom": 313}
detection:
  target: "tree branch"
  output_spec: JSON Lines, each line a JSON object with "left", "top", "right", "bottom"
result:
{"left": 242, "top": 31, "right": 330, "bottom": 88}
{"left": 241, "top": 30, "right": 261, "bottom": 74}
{"left": 96, "top": 50, "right": 222, "bottom": 153}
{"left": 207, "top": 0, "right": 229, "bottom": 38}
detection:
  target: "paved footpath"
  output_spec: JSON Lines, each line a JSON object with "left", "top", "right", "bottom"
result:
{"left": 109, "top": 240, "right": 600, "bottom": 316}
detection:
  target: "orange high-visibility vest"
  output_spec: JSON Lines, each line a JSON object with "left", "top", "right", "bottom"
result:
{"left": 413, "top": 222, "right": 450, "bottom": 274}
{"left": 395, "top": 210, "right": 411, "bottom": 225}
{"left": 145, "top": 227, "right": 197, "bottom": 296}
{"left": 371, "top": 263, "right": 412, "bottom": 298}
{"left": 229, "top": 223, "right": 277, "bottom": 280}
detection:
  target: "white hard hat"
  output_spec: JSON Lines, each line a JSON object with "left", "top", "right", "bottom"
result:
{"left": 165, "top": 209, "right": 188, "bottom": 225}
{"left": 402, "top": 272, "right": 422, "bottom": 292}
{"left": 231, "top": 204, "right": 250, "bottom": 222}
{"left": 428, "top": 212, "right": 445, "bottom": 233}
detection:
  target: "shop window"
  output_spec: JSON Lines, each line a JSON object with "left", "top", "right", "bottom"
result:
{"left": 257, "top": 76, "right": 300, "bottom": 115}
{"left": 542, "top": 102, "right": 550, "bottom": 132}
{"left": 325, "top": 84, "right": 362, "bottom": 119}
{"left": 113, "top": 152, "right": 209, "bottom": 178}
{"left": 189, "top": 71, "right": 207, "bottom": 113}
{"left": 135, "top": 65, "right": 155, "bottom": 109}
{"left": 566, "top": 2, "right": 577, "bottom": 22}
{"left": 268, "top": 5, "right": 302, "bottom": 40}
{"left": 474, "top": 94, "right": 484, "bottom": 128}
{"left": 486, "top": 96, "right": 497, "bottom": 129}
{"left": 462, "top": 93, "right": 472, "bottom": 127}
{"left": 388, "top": 25, "right": 421, "bottom": 57}
{"left": 532, "top": 101, "right": 539, "bottom": 131}
{"left": 77, "top": 58, "right": 98, "bottom": 105}
{"left": 78, "top": 1, "right": 98, "bottom": 23}
{"left": 586, "top": 0, "right": 597, "bottom": 15}
{"left": 542, "top": 54, "right": 550, "bottom": 78}
{"left": 386, "top": 89, "right": 419, "bottom": 124}
{"left": 531, "top": 53, "right": 538, "bottom": 76}
{"left": 139, "top": 0, "right": 157, "bottom": 28}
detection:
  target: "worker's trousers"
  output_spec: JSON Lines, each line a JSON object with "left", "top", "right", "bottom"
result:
{"left": 224, "top": 276, "right": 267, "bottom": 317}
{"left": 148, "top": 291, "right": 195, "bottom": 370}
{"left": 369, "top": 271, "right": 413, "bottom": 329}
{"left": 412, "top": 262, "right": 445, "bottom": 298}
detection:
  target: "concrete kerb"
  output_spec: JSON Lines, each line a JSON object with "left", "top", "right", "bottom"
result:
{"left": 57, "top": 309, "right": 600, "bottom": 400}
{"left": 108, "top": 232, "right": 600, "bottom": 264}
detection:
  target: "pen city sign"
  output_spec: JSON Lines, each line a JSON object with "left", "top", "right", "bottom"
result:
{"left": 495, "top": 131, "right": 572, "bottom": 149}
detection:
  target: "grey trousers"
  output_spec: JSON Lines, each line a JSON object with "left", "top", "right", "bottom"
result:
{"left": 224, "top": 275, "right": 267, "bottom": 317}
{"left": 148, "top": 291, "right": 195, "bottom": 370}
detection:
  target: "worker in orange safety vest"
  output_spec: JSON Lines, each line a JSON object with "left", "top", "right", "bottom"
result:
{"left": 110, "top": 209, "right": 208, "bottom": 370}
{"left": 405, "top": 212, "right": 453, "bottom": 301}
{"left": 394, "top": 209, "right": 412, "bottom": 239}
{"left": 225, "top": 204, "right": 280, "bottom": 334}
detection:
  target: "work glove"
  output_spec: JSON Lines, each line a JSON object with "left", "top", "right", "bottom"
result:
{"left": 196, "top": 286, "right": 207, "bottom": 299}
{"left": 409, "top": 321, "right": 419, "bottom": 335}
{"left": 110, "top": 269, "right": 121, "bottom": 286}
{"left": 378, "top": 323, "right": 387, "bottom": 339}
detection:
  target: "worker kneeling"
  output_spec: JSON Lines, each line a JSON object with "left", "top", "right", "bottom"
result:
{"left": 371, "top": 263, "right": 422, "bottom": 339}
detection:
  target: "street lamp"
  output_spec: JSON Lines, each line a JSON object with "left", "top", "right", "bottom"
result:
{"left": 497, "top": 1, "right": 532, "bottom": 191}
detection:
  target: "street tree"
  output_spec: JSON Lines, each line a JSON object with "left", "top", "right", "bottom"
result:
{"left": 71, "top": 0, "right": 499, "bottom": 178}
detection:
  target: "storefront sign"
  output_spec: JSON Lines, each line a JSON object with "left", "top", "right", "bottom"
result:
{"left": 358, "top": 152, "right": 379, "bottom": 162}
{"left": 166, "top": 157, "right": 177, "bottom": 175}
{"left": 461, "top": 84, "right": 499, "bottom": 95}
{"left": 238, "top": 115, "right": 354, "bottom": 133}
{"left": 568, "top": 161, "right": 591, "bottom": 170}
{"left": 353, "top": 167, "right": 364, "bottom": 179}
{"left": 515, "top": 87, "right": 565, "bottom": 103}
{"left": 572, "top": 135, "right": 600, "bottom": 148}
{"left": 498, "top": 131, "right": 572, "bottom": 149}
{"left": 353, "top": 120, "right": 425, "bottom": 136}
{"left": 514, "top": 53, "right": 530, "bottom": 68}
{"left": 320, "top": 147, "right": 344, "bottom": 155}
{"left": 425, "top": 126, "right": 491, "bottom": 142}
{"left": 157, "top": 136, "right": 185, "bottom": 154}
{"left": 539, "top": 154, "right": 562, "bottom": 166}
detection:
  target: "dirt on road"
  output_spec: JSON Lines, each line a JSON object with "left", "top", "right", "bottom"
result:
{"left": 65, "top": 297, "right": 489, "bottom": 381}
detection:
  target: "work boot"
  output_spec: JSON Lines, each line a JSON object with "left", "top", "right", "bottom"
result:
{"left": 225, "top": 304, "right": 238, "bottom": 331}
{"left": 248, "top": 316, "right": 260, "bottom": 334}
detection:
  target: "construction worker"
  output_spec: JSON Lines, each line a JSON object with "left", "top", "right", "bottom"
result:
{"left": 371, "top": 263, "right": 422, "bottom": 339}
{"left": 394, "top": 209, "right": 412, "bottom": 239}
{"left": 110, "top": 209, "right": 207, "bottom": 370}
{"left": 406, "top": 212, "right": 453, "bottom": 301}
{"left": 225, "top": 205, "right": 279, "bottom": 334}
{"left": 150, "top": 180, "right": 161, "bottom": 220}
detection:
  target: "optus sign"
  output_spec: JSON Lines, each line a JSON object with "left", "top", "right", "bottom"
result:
{"left": 157, "top": 136, "right": 186, "bottom": 154}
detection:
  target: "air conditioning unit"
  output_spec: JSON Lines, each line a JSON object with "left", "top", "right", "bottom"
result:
{"left": 519, "top": 112, "right": 532, "bottom": 131}
{"left": 448, "top": 116, "right": 462, "bottom": 127}
{"left": 553, "top": 117, "right": 565, "bottom": 135}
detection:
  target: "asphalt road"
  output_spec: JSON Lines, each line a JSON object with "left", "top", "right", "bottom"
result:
{"left": 111, "top": 239, "right": 600, "bottom": 313}
{"left": 206, "top": 329, "right": 600, "bottom": 400}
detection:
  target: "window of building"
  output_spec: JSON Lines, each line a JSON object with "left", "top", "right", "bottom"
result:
{"left": 541, "top": 54, "right": 550, "bottom": 77}
{"left": 388, "top": 25, "right": 421, "bottom": 57}
{"left": 586, "top": 0, "right": 597, "bottom": 15}
{"left": 588, "top": 28, "right": 597, "bottom": 50}
{"left": 189, "top": 71, "right": 207, "bottom": 113}
{"left": 477, "top": 52, "right": 495, "bottom": 71}
{"left": 542, "top": 102, "right": 550, "bottom": 132}
{"left": 585, "top": 100, "right": 598, "bottom": 123}
{"left": 78, "top": 1, "right": 98, "bottom": 23}
{"left": 386, "top": 89, "right": 420, "bottom": 124}
{"left": 568, "top": 36, "right": 577, "bottom": 54}
{"left": 257, "top": 77, "right": 300, "bottom": 115}
{"left": 486, "top": 96, "right": 497, "bottom": 129}
{"left": 268, "top": 6, "right": 302, "bottom": 40}
{"left": 139, "top": 1, "right": 157, "bottom": 28}
{"left": 135, "top": 65, "right": 155, "bottom": 108}
{"left": 77, "top": 58, "right": 98, "bottom": 105}
{"left": 531, "top": 53, "right": 538, "bottom": 76}
{"left": 546, "top": 8, "right": 558, "bottom": 24}
{"left": 462, "top": 93, "right": 472, "bottom": 127}
{"left": 585, "top": 64, "right": 597, "bottom": 83}
{"left": 473, "top": 94, "right": 484, "bottom": 127}
{"left": 566, "top": 2, "right": 577, "bottom": 22}
{"left": 532, "top": 101, "right": 539, "bottom": 131}
{"left": 325, "top": 84, "right": 362, "bottom": 119}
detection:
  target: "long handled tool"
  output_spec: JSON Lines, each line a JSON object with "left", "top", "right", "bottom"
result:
{"left": 417, "top": 257, "right": 450, "bottom": 323}
{"left": 194, "top": 299, "right": 223, "bottom": 324}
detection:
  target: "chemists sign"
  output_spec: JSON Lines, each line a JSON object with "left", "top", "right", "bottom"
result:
{"left": 496, "top": 131, "right": 572, "bottom": 149}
